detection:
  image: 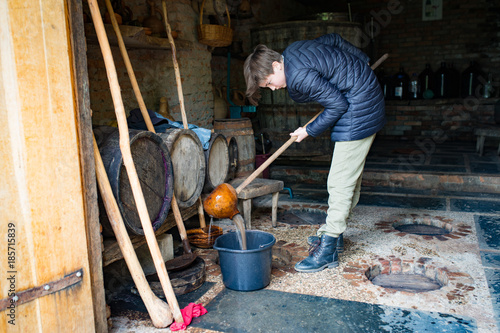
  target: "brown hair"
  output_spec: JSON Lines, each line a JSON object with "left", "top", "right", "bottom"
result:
{"left": 243, "top": 44, "right": 282, "bottom": 106}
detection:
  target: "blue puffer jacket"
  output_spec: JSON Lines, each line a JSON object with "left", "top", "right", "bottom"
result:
{"left": 283, "top": 33, "right": 386, "bottom": 142}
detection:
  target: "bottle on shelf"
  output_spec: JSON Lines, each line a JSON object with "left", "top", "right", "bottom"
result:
{"left": 483, "top": 73, "right": 493, "bottom": 99}
{"left": 377, "top": 67, "right": 393, "bottom": 100}
{"left": 419, "top": 63, "right": 434, "bottom": 99}
{"left": 393, "top": 67, "right": 409, "bottom": 100}
{"left": 461, "top": 61, "right": 484, "bottom": 98}
{"left": 409, "top": 73, "right": 419, "bottom": 99}
{"left": 434, "top": 62, "right": 450, "bottom": 98}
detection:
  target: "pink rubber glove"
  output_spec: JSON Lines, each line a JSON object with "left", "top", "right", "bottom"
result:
{"left": 170, "top": 303, "right": 208, "bottom": 331}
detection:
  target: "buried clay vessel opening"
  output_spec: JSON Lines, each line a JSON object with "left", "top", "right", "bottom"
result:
{"left": 365, "top": 257, "right": 446, "bottom": 293}
{"left": 392, "top": 216, "right": 453, "bottom": 236}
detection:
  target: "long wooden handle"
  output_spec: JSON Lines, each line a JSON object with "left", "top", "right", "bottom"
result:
{"left": 197, "top": 197, "right": 206, "bottom": 228}
{"left": 87, "top": 0, "right": 183, "bottom": 324}
{"left": 171, "top": 194, "right": 192, "bottom": 254}
{"left": 235, "top": 115, "right": 318, "bottom": 194}
{"left": 235, "top": 53, "right": 389, "bottom": 194}
{"left": 162, "top": 0, "right": 207, "bottom": 230}
{"left": 103, "top": 0, "right": 155, "bottom": 133}
{"left": 161, "top": 0, "right": 188, "bottom": 129}
{"left": 93, "top": 136, "right": 173, "bottom": 328}
{"left": 104, "top": 0, "right": 192, "bottom": 258}
{"left": 371, "top": 53, "right": 389, "bottom": 71}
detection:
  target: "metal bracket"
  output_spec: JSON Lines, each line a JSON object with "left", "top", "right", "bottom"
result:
{"left": 0, "top": 268, "right": 83, "bottom": 311}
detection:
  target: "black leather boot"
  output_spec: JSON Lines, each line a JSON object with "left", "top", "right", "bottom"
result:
{"left": 307, "top": 233, "right": 344, "bottom": 253}
{"left": 294, "top": 234, "right": 339, "bottom": 273}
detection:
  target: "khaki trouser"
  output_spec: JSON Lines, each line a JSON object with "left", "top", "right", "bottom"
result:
{"left": 317, "top": 133, "right": 376, "bottom": 238}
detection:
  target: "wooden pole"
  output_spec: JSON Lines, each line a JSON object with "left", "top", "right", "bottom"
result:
{"left": 105, "top": 0, "right": 196, "bottom": 268}
{"left": 87, "top": 0, "right": 183, "bottom": 324}
{"left": 161, "top": 0, "right": 188, "bottom": 129}
{"left": 93, "top": 136, "right": 173, "bottom": 328}
{"left": 162, "top": 0, "right": 206, "bottom": 228}
{"left": 103, "top": 0, "right": 155, "bottom": 133}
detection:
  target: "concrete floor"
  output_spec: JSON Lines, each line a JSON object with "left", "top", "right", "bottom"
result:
{"left": 109, "top": 139, "right": 500, "bottom": 332}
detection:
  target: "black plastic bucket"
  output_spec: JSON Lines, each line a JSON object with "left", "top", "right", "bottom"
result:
{"left": 213, "top": 230, "right": 276, "bottom": 291}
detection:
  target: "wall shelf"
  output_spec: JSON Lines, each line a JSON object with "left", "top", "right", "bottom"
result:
{"left": 384, "top": 97, "right": 500, "bottom": 106}
{"left": 84, "top": 23, "right": 193, "bottom": 51}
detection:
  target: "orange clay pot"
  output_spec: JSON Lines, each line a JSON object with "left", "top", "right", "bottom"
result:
{"left": 203, "top": 183, "right": 239, "bottom": 219}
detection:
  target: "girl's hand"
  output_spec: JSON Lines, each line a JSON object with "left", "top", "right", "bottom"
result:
{"left": 290, "top": 127, "right": 309, "bottom": 143}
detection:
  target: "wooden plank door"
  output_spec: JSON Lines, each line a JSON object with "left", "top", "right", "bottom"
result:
{"left": 1, "top": 0, "right": 97, "bottom": 331}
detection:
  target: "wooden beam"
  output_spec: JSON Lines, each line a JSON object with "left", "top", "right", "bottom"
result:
{"left": 68, "top": 0, "right": 107, "bottom": 331}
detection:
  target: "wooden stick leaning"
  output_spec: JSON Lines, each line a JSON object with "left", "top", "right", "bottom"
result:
{"left": 162, "top": 0, "right": 206, "bottom": 229}
{"left": 197, "top": 197, "right": 207, "bottom": 228}
{"left": 87, "top": 0, "right": 184, "bottom": 324}
{"left": 105, "top": 0, "right": 196, "bottom": 268}
{"left": 161, "top": 0, "right": 188, "bottom": 129}
{"left": 235, "top": 53, "right": 389, "bottom": 194}
{"left": 92, "top": 135, "right": 173, "bottom": 328}
{"left": 103, "top": 0, "right": 155, "bottom": 133}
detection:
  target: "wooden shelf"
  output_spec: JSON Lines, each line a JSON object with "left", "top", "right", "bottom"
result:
{"left": 385, "top": 97, "right": 500, "bottom": 106}
{"left": 102, "top": 203, "right": 199, "bottom": 267}
{"left": 84, "top": 23, "right": 193, "bottom": 51}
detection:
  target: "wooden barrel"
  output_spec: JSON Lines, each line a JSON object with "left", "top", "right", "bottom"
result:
{"left": 203, "top": 133, "right": 229, "bottom": 193}
{"left": 226, "top": 136, "right": 238, "bottom": 182}
{"left": 159, "top": 129, "right": 205, "bottom": 208}
{"left": 97, "top": 128, "right": 174, "bottom": 236}
{"left": 214, "top": 118, "right": 255, "bottom": 178}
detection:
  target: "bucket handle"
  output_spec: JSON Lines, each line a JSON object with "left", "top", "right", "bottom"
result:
{"left": 258, "top": 237, "right": 275, "bottom": 248}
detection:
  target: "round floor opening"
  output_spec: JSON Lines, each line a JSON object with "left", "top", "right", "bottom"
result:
{"left": 365, "top": 259, "right": 446, "bottom": 293}
{"left": 370, "top": 273, "right": 442, "bottom": 293}
{"left": 393, "top": 216, "right": 452, "bottom": 236}
{"left": 394, "top": 224, "right": 450, "bottom": 235}
{"left": 277, "top": 208, "right": 326, "bottom": 225}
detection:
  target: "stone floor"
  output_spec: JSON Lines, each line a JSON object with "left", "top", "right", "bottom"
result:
{"left": 108, "top": 139, "right": 500, "bottom": 332}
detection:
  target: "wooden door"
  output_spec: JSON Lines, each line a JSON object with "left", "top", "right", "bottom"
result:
{"left": 1, "top": 0, "right": 98, "bottom": 331}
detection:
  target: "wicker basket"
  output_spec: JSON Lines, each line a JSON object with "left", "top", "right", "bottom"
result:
{"left": 198, "top": 0, "right": 233, "bottom": 47}
{"left": 187, "top": 225, "right": 223, "bottom": 248}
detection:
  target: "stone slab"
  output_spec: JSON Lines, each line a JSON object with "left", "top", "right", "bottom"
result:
{"left": 484, "top": 269, "right": 500, "bottom": 330}
{"left": 191, "top": 288, "right": 476, "bottom": 332}
{"left": 476, "top": 215, "right": 500, "bottom": 251}
{"left": 451, "top": 199, "right": 500, "bottom": 214}
{"left": 481, "top": 252, "right": 500, "bottom": 269}
{"left": 359, "top": 194, "right": 447, "bottom": 211}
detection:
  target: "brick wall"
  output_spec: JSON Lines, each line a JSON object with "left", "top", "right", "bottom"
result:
{"left": 381, "top": 98, "right": 499, "bottom": 141}
{"left": 350, "top": 0, "right": 500, "bottom": 89}
{"left": 86, "top": 0, "right": 213, "bottom": 128}
{"left": 347, "top": 0, "right": 500, "bottom": 142}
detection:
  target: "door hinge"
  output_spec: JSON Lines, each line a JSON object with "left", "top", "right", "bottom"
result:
{"left": 1, "top": 268, "right": 83, "bottom": 311}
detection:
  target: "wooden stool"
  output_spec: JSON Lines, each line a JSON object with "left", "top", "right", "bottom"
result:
{"left": 229, "top": 178, "right": 284, "bottom": 229}
{"left": 474, "top": 126, "right": 500, "bottom": 156}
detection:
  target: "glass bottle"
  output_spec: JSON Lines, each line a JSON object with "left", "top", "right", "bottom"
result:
{"left": 434, "top": 62, "right": 449, "bottom": 98}
{"left": 483, "top": 73, "right": 493, "bottom": 99}
{"left": 377, "top": 68, "right": 393, "bottom": 100}
{"left": 419, "top": 63, "right": 434, "bottom": 99}
{"left": 393, "top": 67, "right": 409, "bottom": 100}
{"left": 461, "top": 61, "right": 483, "bottom": 98}
{"left": 409, "top": 73, "right": 419, "bottom": 99}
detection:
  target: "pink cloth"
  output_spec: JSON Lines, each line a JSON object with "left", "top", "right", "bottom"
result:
{"left": 170, "top": 303, "right": 208, "bottom": 331}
